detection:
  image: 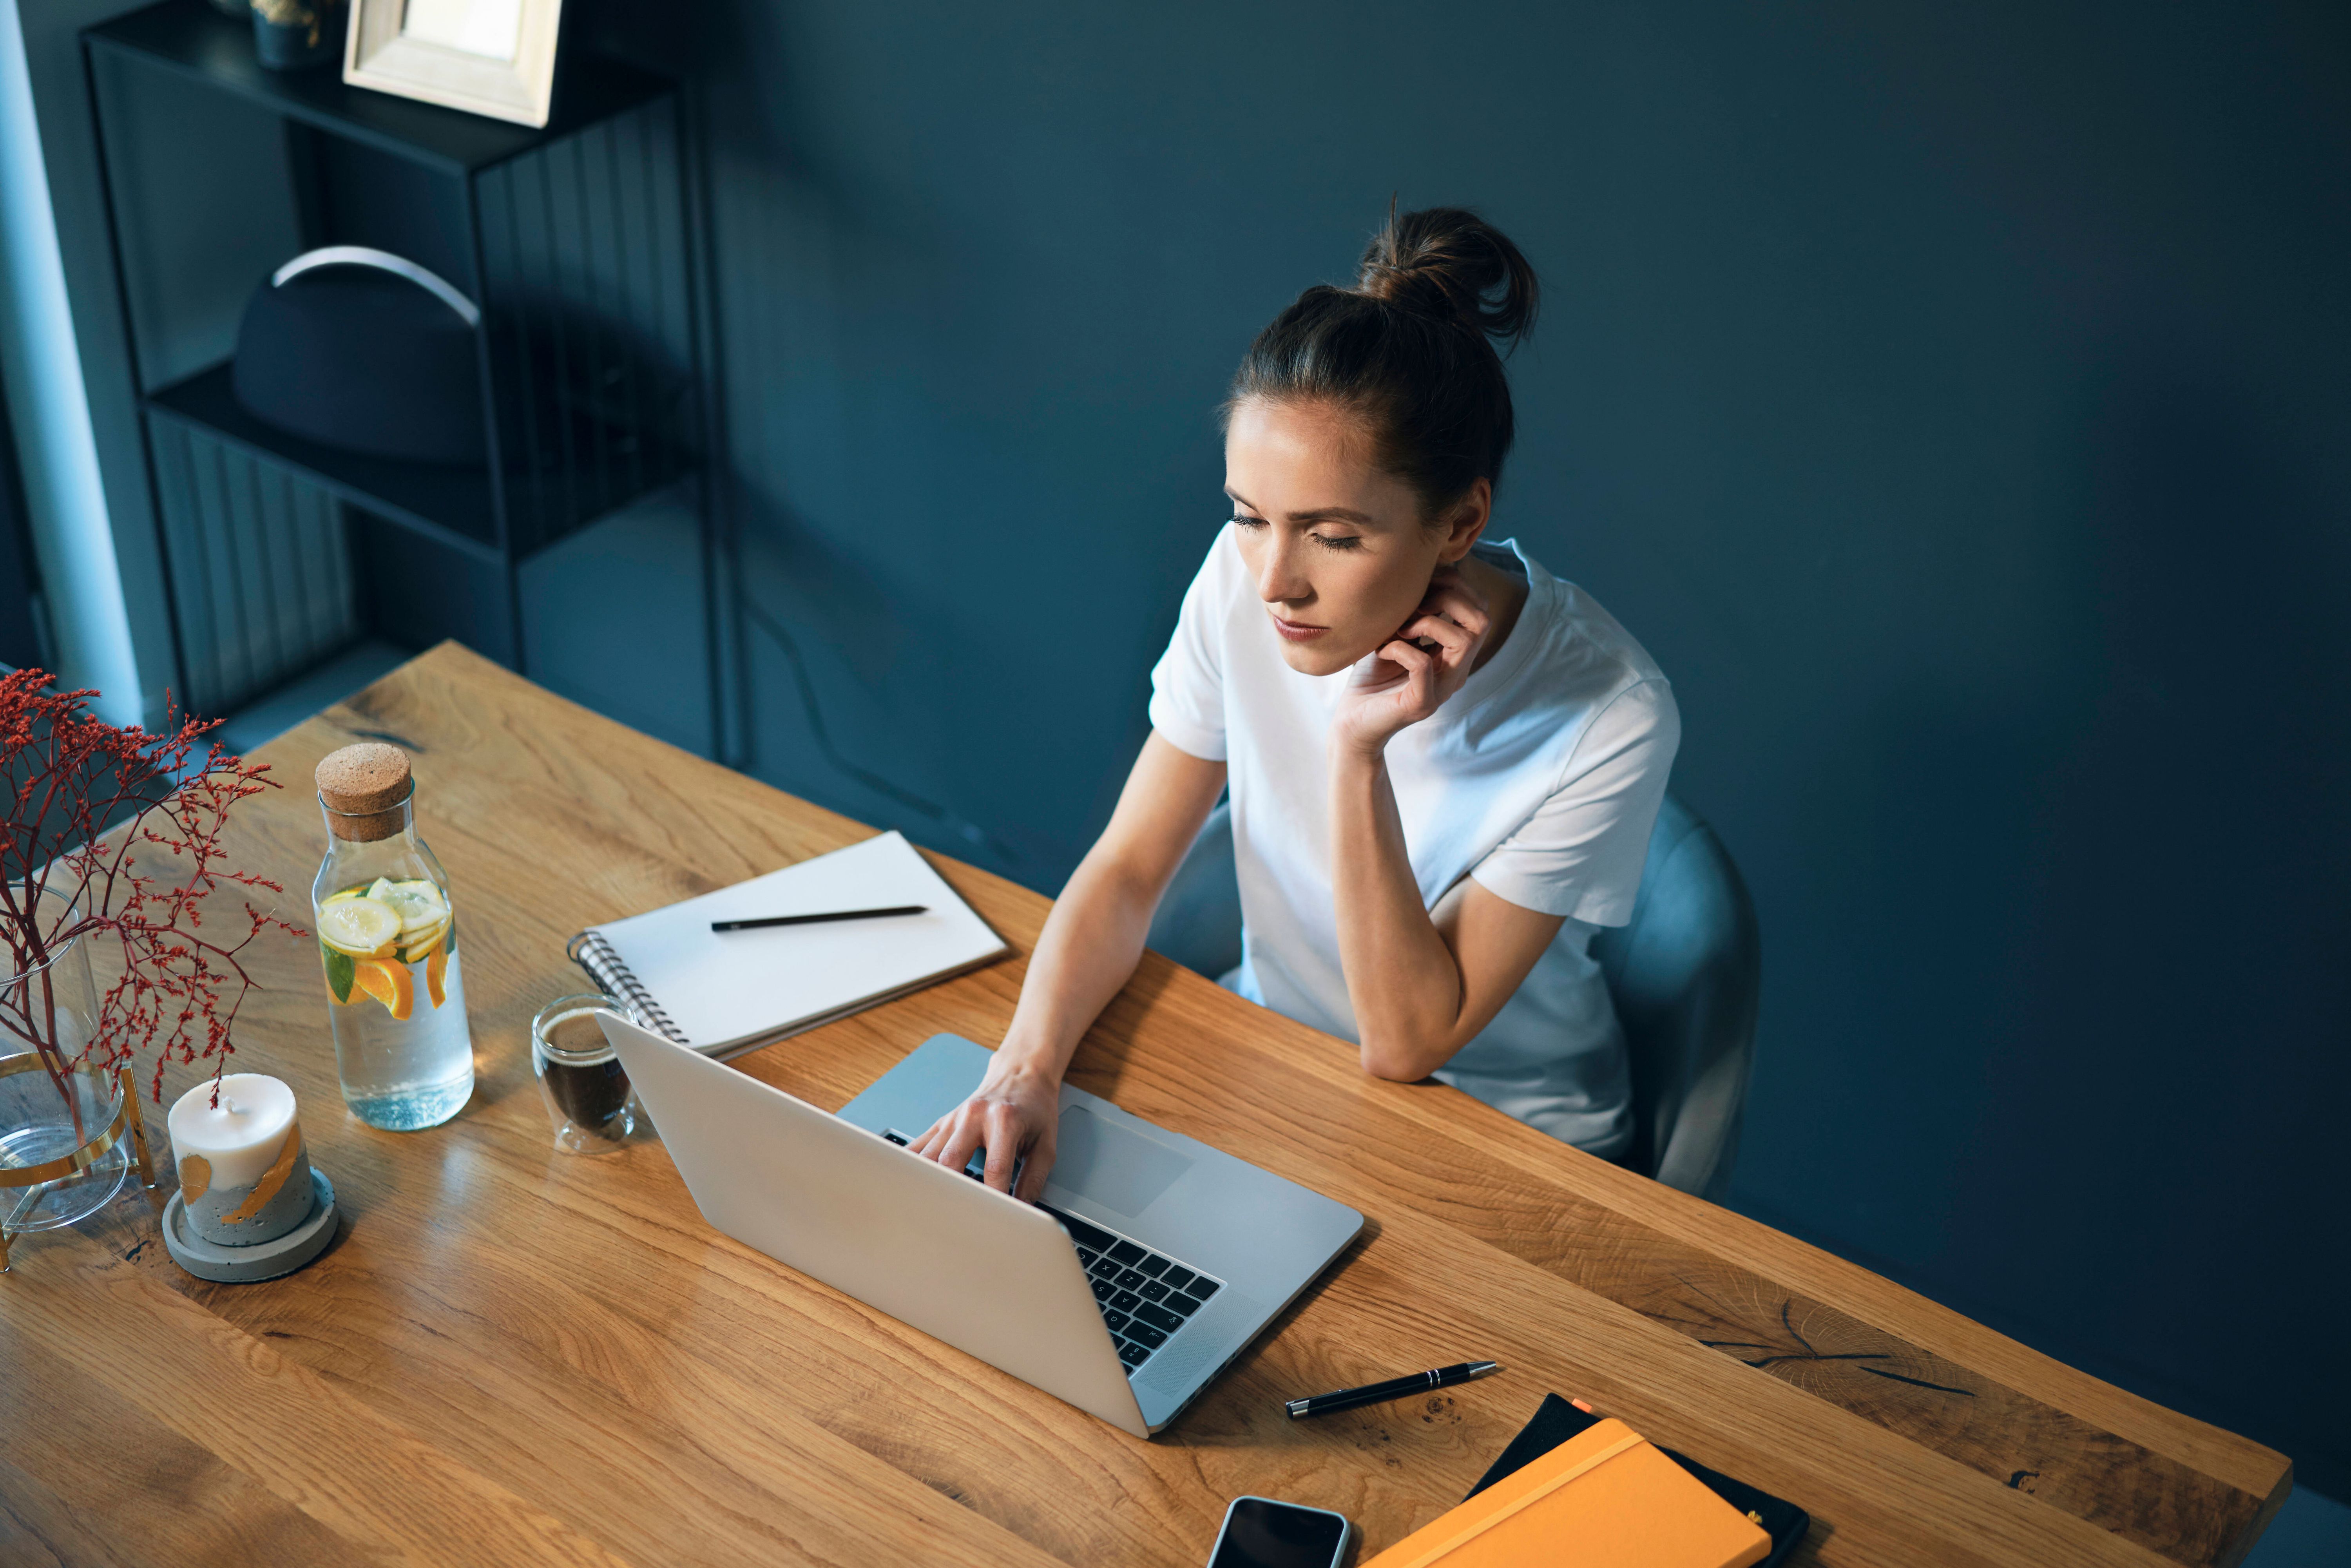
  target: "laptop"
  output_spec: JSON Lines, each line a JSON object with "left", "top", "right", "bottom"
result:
{"left": 596, "top": 1020, "right": 1364, "bottom": 1438}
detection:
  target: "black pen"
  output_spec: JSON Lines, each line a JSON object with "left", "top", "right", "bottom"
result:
{"left": 1284, "top": 1360, "right": 1502, "bottom": 1419}
{"left": 710, "top": 905, "right": 928, "bottom": 932}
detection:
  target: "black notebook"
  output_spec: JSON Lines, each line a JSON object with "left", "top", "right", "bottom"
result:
{"left": 1467, "top": 1394, "right": 1811, "bottom": 1568}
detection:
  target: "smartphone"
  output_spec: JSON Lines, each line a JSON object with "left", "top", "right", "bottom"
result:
{"left": 1205, "top": 1496, "right": 1353, "bottom": 1568}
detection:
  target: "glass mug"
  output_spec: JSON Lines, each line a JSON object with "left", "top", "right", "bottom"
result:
{"left": 529, "top": 994, "right": 644, "bottom": 1153}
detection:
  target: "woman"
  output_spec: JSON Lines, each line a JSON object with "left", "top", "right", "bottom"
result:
{"left": 915, "top": 207, "right": 1679, "bottom": 1195}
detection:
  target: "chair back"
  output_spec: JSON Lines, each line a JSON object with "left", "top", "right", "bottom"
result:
{"left": 1587, "top": 795, "right": 1761, "bottom": 1202}
{"left": 1145, "top": 801, "right": 1244, "bottom": 983}
{"left": 1144, "top": 794, "right": 1760, "bottom": 1201}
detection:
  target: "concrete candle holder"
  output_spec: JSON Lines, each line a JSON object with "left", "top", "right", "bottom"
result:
{"left": 160, "top": 1074, "right": 339, "bottom": 1282}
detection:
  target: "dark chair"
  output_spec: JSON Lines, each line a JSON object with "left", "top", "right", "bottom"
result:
{"left": 1143, "top": 794, "right": 1760, "bottom": 1202}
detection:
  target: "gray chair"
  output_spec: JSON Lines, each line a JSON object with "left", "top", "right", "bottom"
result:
{"left": 1143, "top": 793, "right": 1760, "bottom": 1202}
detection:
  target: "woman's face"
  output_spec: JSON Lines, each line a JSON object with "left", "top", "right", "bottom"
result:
{"left": 1224, "top": 397, "right": 1485, "bottom": 676}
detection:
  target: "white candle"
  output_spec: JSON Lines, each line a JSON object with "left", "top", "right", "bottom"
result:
{"left": 167, "top": 1074, "right": 299, "bottom": 1194}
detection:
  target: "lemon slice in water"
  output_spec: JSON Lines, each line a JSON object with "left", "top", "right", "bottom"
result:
{"left": 366, "top": 876, "right": 450, "bottom": 933}
{"left": 319, "top": 896, "right": 402, "bottom": 957}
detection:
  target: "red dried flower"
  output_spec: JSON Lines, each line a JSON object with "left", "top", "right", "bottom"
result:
{"left": 1, "top": 669, "right": 301, "bottom": 1124}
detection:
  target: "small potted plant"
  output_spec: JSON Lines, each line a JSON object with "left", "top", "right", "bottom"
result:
{"left": 0, "top": 670, "right": 295, "bottom": 1265}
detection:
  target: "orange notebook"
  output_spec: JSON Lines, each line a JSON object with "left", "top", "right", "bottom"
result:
{"left": 1364, "top": 1418, "right": 1773, "bottom": 1568}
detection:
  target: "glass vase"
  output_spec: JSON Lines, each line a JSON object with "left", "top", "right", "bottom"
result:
{"left": 0, "top": 903, "right": 132, "bottom": 1258}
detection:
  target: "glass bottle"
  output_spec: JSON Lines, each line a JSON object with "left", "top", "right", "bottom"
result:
{"left": 312, "top": 744, "right": 473, "bottom": 1130}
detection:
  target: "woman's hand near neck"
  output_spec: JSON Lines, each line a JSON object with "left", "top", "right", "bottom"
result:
{"left": 1326, "top": 539, "right": 1528, "bottom": 764}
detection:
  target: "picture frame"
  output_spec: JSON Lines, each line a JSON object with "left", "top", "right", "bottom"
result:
{"left": 343, "top": 0, "right": 563, "bottom": 129}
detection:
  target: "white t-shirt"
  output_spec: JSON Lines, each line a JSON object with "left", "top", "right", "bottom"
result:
{"left": 1147, "top": 529, "right": 1680, "bottom": 1159}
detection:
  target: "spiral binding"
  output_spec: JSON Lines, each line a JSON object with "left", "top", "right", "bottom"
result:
{"left": 566, "top": 929, "right": 688, "bottom": 1045}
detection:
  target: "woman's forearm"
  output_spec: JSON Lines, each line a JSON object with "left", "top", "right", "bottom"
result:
{"left": 911, "top": 735, "right": 1223, "bottom": 1195}
{"left": 1329, "top": 747, "right": 1470, "bottom": 1079}
{"left": 988, "top": 734, "right": 1228, "bottom": 1090}
{"left": 992, "top": 848, "right": 1165, "bottom": 1085}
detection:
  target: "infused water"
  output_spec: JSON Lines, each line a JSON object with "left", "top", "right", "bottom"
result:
{"left": 312, "top": 742, "right": 475, "bottom": 1130}
{"left": 315, "top": 876, "right": 474, "bottom": 1128}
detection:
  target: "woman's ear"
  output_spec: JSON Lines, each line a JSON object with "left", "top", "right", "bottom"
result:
{"left": 1433, "top": 478, "right": 1494, "bottom": 564}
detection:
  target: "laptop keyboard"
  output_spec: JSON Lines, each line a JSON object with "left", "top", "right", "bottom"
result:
{"left": 1036, "top": 1204, "right": 1221, "bottom": 1376}
{"left": 880, "top": 1130, "right": 1222, "bottom": 1377}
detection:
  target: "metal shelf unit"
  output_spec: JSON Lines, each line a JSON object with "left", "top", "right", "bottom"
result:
{"left": 82, "top": 0, "right": 709, "bottom": 714}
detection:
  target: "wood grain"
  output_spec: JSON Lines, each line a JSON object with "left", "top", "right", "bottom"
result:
{"left": 0, "top": 643, "right": 2289, "bottom": 1567}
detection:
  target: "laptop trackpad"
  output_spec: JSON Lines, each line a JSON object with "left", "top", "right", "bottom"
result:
{"left": 1054, "top": 1104, "right": 1192, "bottom": 1217}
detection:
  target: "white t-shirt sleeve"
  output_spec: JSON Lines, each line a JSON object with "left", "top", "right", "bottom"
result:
{"left": 1470, "top": 677, "right": 1681, "bottom": 926}
{"left": 1147, "top": 530, "right": 1233, "bottom": 762}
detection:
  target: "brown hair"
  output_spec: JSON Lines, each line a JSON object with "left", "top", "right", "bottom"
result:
{"left": 1228, "top": 206, "right": 1540, "bottom": 515}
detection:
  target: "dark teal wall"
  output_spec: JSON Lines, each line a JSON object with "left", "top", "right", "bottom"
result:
{"left": 585, "top": 0, "right": 2351, "bottom": 1490}
{"left": 0, "top": 377, "right": 41, "bottom": 669}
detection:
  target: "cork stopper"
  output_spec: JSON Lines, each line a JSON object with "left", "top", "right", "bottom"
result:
{"left": 316, "top": 743, "right": 414, "bottom": 842}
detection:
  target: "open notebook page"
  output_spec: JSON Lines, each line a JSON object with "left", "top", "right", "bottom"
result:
{"left": 585, "top": 831, "right": 1009, "bottom": 1054}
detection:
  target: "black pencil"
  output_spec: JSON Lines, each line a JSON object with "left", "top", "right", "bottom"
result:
{"left": 710, "top": 905, "right": 929, "bottom": 932}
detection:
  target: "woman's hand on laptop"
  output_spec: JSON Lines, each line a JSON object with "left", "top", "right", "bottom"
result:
{"left": 910, "top": 733, "right": 1223, "bottom": 1202}
{"left": 910, "top": 1059, "right": 1060, "bottom": 1200}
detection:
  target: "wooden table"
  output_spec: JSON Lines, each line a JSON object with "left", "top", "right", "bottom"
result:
{"left": 0, "top": 644, "right": 2288, "bottom": 1567}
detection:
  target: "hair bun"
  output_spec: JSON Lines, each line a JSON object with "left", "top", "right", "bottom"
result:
{"left": 1356, "top": 206, "right": 1539, "bottom": 348}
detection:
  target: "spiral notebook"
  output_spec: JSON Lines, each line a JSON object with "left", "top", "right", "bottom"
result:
{"left": 567, "top": 831, "right": 1010, "bottom": 1057}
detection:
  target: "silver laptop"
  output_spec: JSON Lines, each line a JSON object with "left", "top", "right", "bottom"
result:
{"left": 597, "top": 1021, "right": 1362, "bottom": 1437}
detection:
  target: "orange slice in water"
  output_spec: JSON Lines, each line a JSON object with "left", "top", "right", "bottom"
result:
{"left": 426, "top": 948, "right": 449, "bottom": 1009}
{"left": 353, "top": 958, "right": 415, "bottom": 1021}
